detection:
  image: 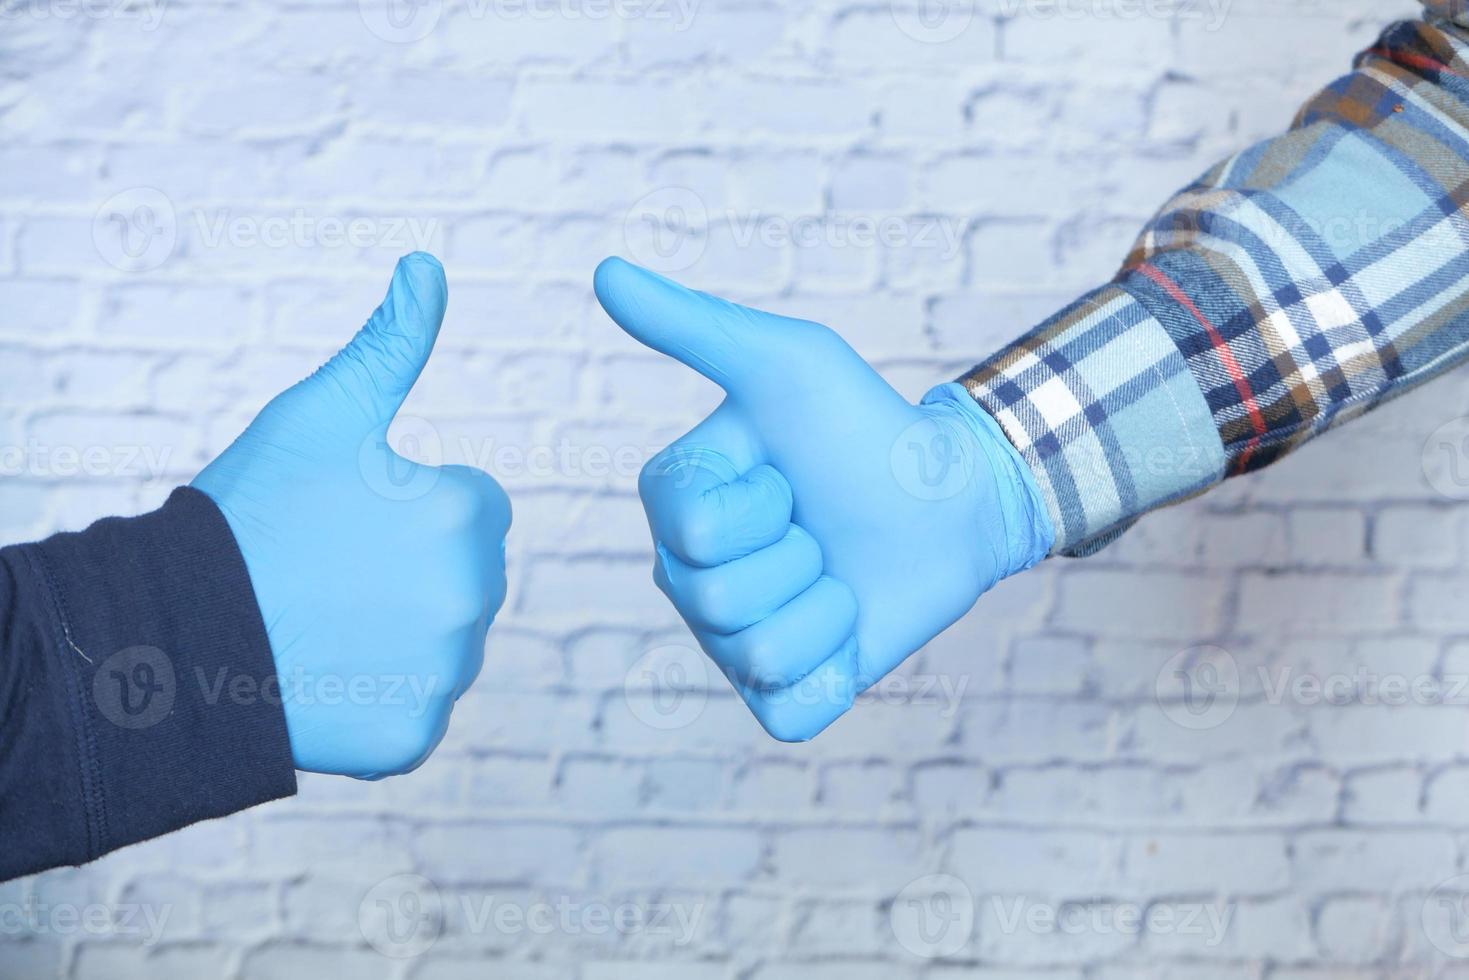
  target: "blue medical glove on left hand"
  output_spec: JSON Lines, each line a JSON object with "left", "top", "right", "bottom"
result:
{"left": 194, "top": 253, "right": 510, "bottom": 779}
{"left": 594, "top": 258, "right": 1054, "bottom": 742}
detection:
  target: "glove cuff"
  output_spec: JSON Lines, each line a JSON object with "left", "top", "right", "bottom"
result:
{"left": 921, "top": 382, "right": 1056, "bottom": 576}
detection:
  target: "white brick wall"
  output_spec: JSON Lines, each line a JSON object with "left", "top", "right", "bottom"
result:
{"left": 10, "top": 0, "right": 1469, "bottom": 976}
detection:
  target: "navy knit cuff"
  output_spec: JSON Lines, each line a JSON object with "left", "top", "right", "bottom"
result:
{"left": 1, "top": 487, "right": 295, "bottom": 879}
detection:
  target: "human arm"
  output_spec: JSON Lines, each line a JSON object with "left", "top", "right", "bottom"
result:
{"left": 595, "top": 11, "right": 1469, "bottom": 740}
{"left": 1, "top": 253, "right": 509, "bottom": 880}
{"left": 964, "top": 12, "right": 1469, "bottom": 554}
{"left": 0, "top": 490, "right": 296, "bottom": 881}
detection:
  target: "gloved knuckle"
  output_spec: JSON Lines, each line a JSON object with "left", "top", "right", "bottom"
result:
{"left": 737, "top": 635, "right": 789, "bottom": 690}
{"left": 674, "top": 518, "right": 723, "bottom": 567}
{"left": 790, "top": 318, "right": 844, "bottom": 355}
{"left": 438, "top": 470, "right": 513, "bottom": 540}
{"left": 426, "top": 655, "right": 468, "bottom": 702}
{"left": 637, "top": 453, "right": 663, "bottom": 489}
{"left": 650, "top": 553, "right": 670, "bottom": 595}
{"left": 836, "top": 583, "right": 860, "bottom": 624}
{"left": 638, "top": 448, "right": 683, "bottom": 498}
{"left": 484, "top": 568, "right": 509, "bottom": 619}
{"left": 367, "top": 721, "right": 438, "bottom": 777}
{"left": 786, "top": 524, "right": 822, "bottom": 564}
{"left": 480, "top": 476, "right": 512, "bottom": 526}
{"left": 427, "top": 472, "right": 480, "bottom": 527}
{"left": 690, "top": 575, "right": 733, "bottom": 631}
{"left": 439, "top": 587, "right": 488, "bottom": 630}
{"left": 753, "top": 707, "right": 816, "bottom": 744}
{"left": 751, "top": 466, "right": 794, "bottom": 514}
{"left": 464, "top": 470, "right": 512, "bottom": 535}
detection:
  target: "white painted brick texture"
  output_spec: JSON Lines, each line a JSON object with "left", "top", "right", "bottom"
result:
{"left": 9, "top": 0, "right": 1469, "bottom": 977}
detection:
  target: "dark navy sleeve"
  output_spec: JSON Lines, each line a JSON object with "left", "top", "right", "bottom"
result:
{"left": 0, "top": 487, "right": 296, "bottom": 881}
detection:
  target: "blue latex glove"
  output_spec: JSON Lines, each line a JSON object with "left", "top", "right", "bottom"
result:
{"left": 594, "top": 258, "right": 1054, "bottom": 741}
{"left": 194, "top": 253, "right": 510, "bottom": 779}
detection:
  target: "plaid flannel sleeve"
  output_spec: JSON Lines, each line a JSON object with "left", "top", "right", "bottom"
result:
{"left": 960, "top": 12, "right": 1469, "bottom": 556}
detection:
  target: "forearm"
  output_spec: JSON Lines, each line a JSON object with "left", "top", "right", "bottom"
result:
{"left": 0, "top": 488, "right": 295, "bottom": 881}
{"left": 961, "top": 13, "right": 1469, "bottom": 555}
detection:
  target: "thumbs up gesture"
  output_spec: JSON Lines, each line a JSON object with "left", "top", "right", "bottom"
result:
{"left": 595, "top": 258, "right": 1054, "bottom": 741}
{"left": 193, "top": 254, "right": 510, "bottom": 779}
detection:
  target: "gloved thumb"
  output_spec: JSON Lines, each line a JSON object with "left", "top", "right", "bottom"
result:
{"left": 306, "top": 252, "right": 448, "bottom": 427}
{"left": 594, "top": 256, "right": 777, "bottom": 395}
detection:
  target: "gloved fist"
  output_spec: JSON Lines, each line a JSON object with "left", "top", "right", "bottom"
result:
{"left": 594, "top": 258, "right": 1053, "bottom": 742}
{"left": 194, "top": 253, "right": 510, "bottom": 779}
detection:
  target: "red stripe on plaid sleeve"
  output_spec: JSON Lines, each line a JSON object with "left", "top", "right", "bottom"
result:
{"left": 1137, "top": 262, "right": 1268, "bottom": 471}
{"left": 1365, "top": 45, "right": 1466, "bottom": 81}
